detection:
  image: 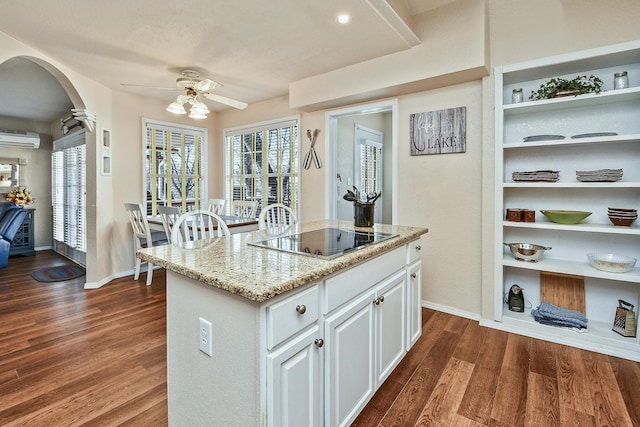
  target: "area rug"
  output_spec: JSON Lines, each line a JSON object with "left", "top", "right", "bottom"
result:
{"left": 31, "top": 265, "right": 85, "bottom": 283}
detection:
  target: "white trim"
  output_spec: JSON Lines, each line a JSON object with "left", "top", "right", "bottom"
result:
{"left": 422, "top": 300, "right": 481, "bottom": 321}
{"left": 223, "top": 115, "right": 299, "bottom": 136}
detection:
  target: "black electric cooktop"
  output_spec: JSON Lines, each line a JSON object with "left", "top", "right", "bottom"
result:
{"left": 249, "top": 227, "right": 398, "bottom": 260}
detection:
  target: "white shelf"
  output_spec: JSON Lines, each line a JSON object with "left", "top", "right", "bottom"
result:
{"left": 503, "top": 86, "right": 640, "bottom": 116}
{"left": 495, "top": 42, "right": 640, "bottom": 360}
{"left": 499, "top": 309, "right": 639, "bottom": 361}
{"left": 504, "top": 133, "right": 640, "bottom": 149}
{"left": 504, "top": 181, "right": 640, "bottom": 188}
{"left": 503, "top": 220, "right": 640, "bottom": 235}
{"left": 502, "top": 255, "right": 640, "bottom": 283}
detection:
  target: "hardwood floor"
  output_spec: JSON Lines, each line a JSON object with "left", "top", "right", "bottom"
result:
{"left": 1, "top": 251, "right": 639, "bottom": 426}
{"left": 0, "top": 251, "right": 167, "bottom": 426}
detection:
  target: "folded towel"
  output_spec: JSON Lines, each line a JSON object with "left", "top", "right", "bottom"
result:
{"left": 532, "top": 301, "right": 588, "bottom": 329}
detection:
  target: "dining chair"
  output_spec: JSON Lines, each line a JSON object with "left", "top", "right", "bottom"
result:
{"left": 157, "top": 205, "right": 181, "bottom": 243}
{"left": 208, "top": 198, "right": 226, "bottom": 215}
{"left": 258, "top": 203, "right": 297, "bottom": 234}
{"left": 231, "top": 200, "right": 258, "bottom": 218}
{"left": 124, "top": 203, "right": 167, "bottom": 285}
{"left": 171, "top": 210, "right": 230, "bottom": 244}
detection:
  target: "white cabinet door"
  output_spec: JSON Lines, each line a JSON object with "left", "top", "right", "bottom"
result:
{"left": 267, "top": 325, "right": 322, "bottom": 427}
{"left": 324, "top": 290, "right": 376, "bottom": 427}
{"left": 407, "top": 260, "right": 422, "bottom": 349}
{"left": 375, "top": 269, "right": 406, "bottom": 385}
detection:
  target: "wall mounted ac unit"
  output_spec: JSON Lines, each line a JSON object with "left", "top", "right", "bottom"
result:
{"left": 0, "top": 130, "right": 40, "bottom": 149}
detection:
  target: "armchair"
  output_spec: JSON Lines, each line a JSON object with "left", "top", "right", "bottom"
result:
{"left": 0, "top": 203, "right": 28, "bottom": 269}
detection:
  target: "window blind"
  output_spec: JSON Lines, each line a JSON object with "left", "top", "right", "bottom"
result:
{"left": 224, "top": 118, "right": 299, "bottom": 216}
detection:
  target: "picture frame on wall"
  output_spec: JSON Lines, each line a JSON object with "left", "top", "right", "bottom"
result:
{"left": 409, "top": 106, "right": 466, "bottom": 155}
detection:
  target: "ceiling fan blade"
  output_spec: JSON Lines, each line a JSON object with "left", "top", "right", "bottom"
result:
{"left": 196, "top": 78, "right": 220, "bottom": 92}
{"left": 120, "top": 83, "right": 179, "bottom": 91}
{"left": 203, "top": 92, "right": 248, "bottom": 110}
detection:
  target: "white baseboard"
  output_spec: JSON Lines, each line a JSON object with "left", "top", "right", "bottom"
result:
{"left": 421, "top": 300, "right": 481, "bottom": 321}
{"left": 35, "top": 246, "right": 53, "bottom": 251}
{"left": 84, "top": 266, "right": 161, "bottom": 289}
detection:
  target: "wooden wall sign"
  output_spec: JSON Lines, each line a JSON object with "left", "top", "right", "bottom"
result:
{"left": 410, "top": 106, "right": 466, "bottom": 155}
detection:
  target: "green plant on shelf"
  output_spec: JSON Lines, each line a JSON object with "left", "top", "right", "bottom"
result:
{"left": 529, "top": 74, "right": 603, "bottom": 100}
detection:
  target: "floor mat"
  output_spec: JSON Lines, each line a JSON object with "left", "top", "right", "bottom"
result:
{"left": 31, "top": 265, "right": 85, "bottom": 282}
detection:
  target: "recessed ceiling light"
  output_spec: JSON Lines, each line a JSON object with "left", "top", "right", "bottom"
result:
{"left": 336, "top": 14, "right": 351, "bottom": 24}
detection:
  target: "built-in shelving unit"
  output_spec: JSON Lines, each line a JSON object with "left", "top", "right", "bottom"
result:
{"left": 494, "top": 41, "right": 640, "bottom": 361}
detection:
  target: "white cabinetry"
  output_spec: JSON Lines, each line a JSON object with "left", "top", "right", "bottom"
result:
{"left": 494, "top": 41, "right": 640, "bottom": 361}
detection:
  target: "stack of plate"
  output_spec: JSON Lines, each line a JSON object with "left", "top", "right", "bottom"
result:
{"left": 512, "top": 170, "right": 560, "bottom": 182}
{"left": 608, "top": 208, "right": 637, "bottom": 227}
{"left": 576, "top": 168, "right": 623, "bottom": 182}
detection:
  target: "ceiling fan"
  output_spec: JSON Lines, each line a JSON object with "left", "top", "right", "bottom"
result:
{"left": 121, "top": 70, "right": 248, "bottom": 117}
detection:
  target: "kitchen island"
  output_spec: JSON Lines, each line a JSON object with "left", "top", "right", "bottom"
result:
{"left": 138, "top": 220, "right": 427, "bottom": 427}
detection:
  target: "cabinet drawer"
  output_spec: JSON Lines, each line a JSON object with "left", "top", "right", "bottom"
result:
{"left": 407, "top": 238, "right": 423, "bottom": 265}
{"left": 266, "top": 284, "right": 319, "bottom": 350}
{"left": 325, "top": 246, "right": 405, "bottom": 314}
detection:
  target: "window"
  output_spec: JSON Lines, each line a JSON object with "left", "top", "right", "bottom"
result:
{"left": 143, "top": 119, "right": 207, "bottom": 216}
{"left": 224, "top": 117, "right": 299, "bottom": 216}
{"left": 52, "top": 130, "right": 86, "bottom": 265}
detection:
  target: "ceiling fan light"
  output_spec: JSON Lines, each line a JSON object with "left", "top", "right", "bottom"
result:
{"left": 191, "top": 100, "right": 209, "bottom": 114}
{"left": 188, "top": 110, "right": 208, "bottom": 119}
{"left": 166, "top": 101, "right": 187, "bottom": 114}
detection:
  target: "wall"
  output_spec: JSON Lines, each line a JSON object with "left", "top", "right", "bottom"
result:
{"left": 0, "top": 117, "right": 53, "bottom": 249}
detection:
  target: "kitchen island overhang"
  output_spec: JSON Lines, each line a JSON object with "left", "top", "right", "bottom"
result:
{"left": 137, "top": 220, "right": 427, "bottom": 426}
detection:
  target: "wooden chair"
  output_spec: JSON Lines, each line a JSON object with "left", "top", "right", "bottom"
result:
{"left": 258, "top": 203, "right": 297, "bottom": 234}
{"left": 231, "top": 200, "right": 258, "bottom": 218}
{"left": 208, "top": 198, "right": 226, "bottom": 215}
{"left": 157, "top": 205, "right": 181, "bottom": 243}
{"left": 124, "top": 203, "right": 167, "bottom": 285}
{"left": 171, "top": 210, "right": 230, "bottom": 244}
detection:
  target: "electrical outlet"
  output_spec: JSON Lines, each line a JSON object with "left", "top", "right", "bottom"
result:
{"left": 199, "top": 317, "right": 213, "bottom": 356}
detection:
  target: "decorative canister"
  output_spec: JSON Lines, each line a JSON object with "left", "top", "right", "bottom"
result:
{"left": 614, "top": 71, "right": 629, "bottom": 90}
{"left": 512, "top": 88, "right": 524, "bottom": 103}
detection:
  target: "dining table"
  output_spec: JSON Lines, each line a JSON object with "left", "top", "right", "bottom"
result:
{"left": 147, "top": 214, "right": 259, "bottom": 236}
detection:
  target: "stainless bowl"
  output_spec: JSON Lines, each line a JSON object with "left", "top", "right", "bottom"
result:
{"left": 504, "top": 242, "right": 551, "bottom": 262}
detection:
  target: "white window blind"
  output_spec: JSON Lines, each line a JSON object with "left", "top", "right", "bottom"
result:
{"left": 52, "top": 130, "right": 86, "bottom": 265}
{"left": 143, "top": 119, "right": 206, "bottom": 216}
{"left": 224, "top": 118, "right": 299, "bottom": 216}
{"left": 360, "top": 139, "right": 382, "bottom": 195}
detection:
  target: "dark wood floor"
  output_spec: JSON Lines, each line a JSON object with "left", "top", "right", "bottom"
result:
{"left": 1, "top": 251, "right": 639, "bottom": 426}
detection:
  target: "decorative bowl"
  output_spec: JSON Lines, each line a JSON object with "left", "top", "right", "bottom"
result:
{"left": 504, "top": 242, "right": 551, "bottom": 262}
{"left": 587, "top": 253, "right": 637, "bottom": 273}
{"left": 540, "top": 210, "right": 592, "bottom": 224}
{"left": 608, "top": 216, "right": 637, "bottom": 227}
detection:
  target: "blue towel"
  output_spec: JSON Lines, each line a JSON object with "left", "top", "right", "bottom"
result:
{"left": 531, "top": 302, "right": 588, "bottom": 329}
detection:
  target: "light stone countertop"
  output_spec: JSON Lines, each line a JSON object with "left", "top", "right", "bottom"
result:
{"left": 137, "top": 220, "right": 428, "bottom": 302}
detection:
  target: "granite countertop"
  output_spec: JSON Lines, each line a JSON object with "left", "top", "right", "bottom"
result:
{"left": 137, "top": 220, "right": 428, "bottom": 303}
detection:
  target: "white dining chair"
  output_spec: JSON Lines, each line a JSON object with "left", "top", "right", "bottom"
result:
{"left": 258, "top": 203, "right": 297, "bottom": 234}
{"left": 171, "top": 210, "right": 230, "bottom": 244}
{"left": 124, "top": 203, "right": 167, "bottom": 285}
{"left": 208, "top": 198, "right": 227, "bottom": 215}
{"left": 157, "top": 205, "right": 181, "bottom": 243}
{"left": 231, "top": 200, "right": 258, "bottom": 218}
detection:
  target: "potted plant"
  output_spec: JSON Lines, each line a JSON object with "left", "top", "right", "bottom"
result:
{"left": 529, "top": 74, "right": 603, "bottom": 100}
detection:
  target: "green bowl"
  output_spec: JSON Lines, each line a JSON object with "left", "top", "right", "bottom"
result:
{"left": 540, "top": 210, "right": 592, "bottom": 224}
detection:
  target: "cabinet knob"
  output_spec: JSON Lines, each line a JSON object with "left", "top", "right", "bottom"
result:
{"left": 415, "top": 245, "right": 421, "bottom": 251}
{"left": 411, "top": 272, "right": 417, "bottom": 279}
{"left": 379, "top": 295, "right": 384, "bottom": 303}
{"left": 374, "top": 295, "right": 385, "bottom": 305}
{"left": 296, "top": 304, "right": 306, "bottom": 315}
{"left": 315, "top": 338, "right": 324, "bottom": 348}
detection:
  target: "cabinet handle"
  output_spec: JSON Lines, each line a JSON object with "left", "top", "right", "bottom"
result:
{"left": 315, "top": 338, "right": 324, "bottom": 348}
{"left": 411, "top": 272, "right": 417, "bottom": 279}
{"left": 379, "top": 295, "right": 384, "bottom": 303}
{"left": 415, "top": 245, "right": 421, "bottom": 251}
{"left": 374, "top": 295, "right": 385, "bottom": 305}
{"left": 296, "top": 304, "right": 306, "bottom": 315}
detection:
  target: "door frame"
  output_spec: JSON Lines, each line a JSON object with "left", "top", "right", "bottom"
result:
{"left": 324, "top": 99, "right": 398, "bottom": 223}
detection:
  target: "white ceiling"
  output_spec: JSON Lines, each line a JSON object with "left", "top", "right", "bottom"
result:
{"left": 0, "top": 0, "right": 454, "bottom": 122}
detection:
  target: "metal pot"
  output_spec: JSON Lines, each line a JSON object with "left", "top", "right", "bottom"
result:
{"left": 503, "top": 242, "right": 551, "bottom": 262}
